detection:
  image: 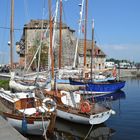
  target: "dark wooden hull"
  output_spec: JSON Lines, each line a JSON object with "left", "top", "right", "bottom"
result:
{"left": 3, "top": 112, "right": 50, "bottom": 135}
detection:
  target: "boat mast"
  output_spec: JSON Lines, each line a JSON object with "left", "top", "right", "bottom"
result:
{"left": 10, "top": 0, "right": 14, "bottom": 70}
{"left": 59, "top": 0, "right": 62, "bottom": 69}
{"left": 91, "top": 19, "right": 94, "bottom": 81}
{"left": 73, "top": 0, "right": 85, "bottom": 68}
{"left": 83, "top": 0, "right": 88, "bottom": 67}
{"left": 52, "top": 0, "right": 59, "bottom": 52}
{"left": 48, "top": 0, "right": 54, "bottom": 79}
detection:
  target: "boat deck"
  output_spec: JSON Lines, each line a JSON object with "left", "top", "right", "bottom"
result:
{"left": 45, "top": 90, "right": 110, "bottom": 116}
{"left": 92, "top": 103, "right": 109, "bottom": 114}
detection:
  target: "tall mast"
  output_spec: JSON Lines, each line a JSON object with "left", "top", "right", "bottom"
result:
{"left": 59, "top": 0, "right": 62, "bottom": 69}
{"left": 83, "top": 0, "right": 88, "bottom": 67}
{"left": 10, "top": 0, "right": 14, "bottom": 70}
{"left": 73, "top": 0, "right": 85, "bottom": 68}
{"left": 48, "top": 0, "right": 54, "bottom": 79}
{"left": 91, "top": 19, "right": 94, "bottom": 81}
{"left": 52, "top": 0, "right": 59, "bottom": 51}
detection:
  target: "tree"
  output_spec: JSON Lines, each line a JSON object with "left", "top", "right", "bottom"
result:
{"left": 28, "top": 32, "right": 48, "bottom": 71}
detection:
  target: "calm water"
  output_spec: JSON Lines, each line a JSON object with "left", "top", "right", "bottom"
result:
{"left": 106, "top": 77, "right": 140, "bottom": 140}
{"left": 27, "top": 77, "right": 140, "bottom": 140}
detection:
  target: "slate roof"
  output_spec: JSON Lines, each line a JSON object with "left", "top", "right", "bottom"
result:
{"left": 78, "top": 39, "right": 106, "bottom": 57}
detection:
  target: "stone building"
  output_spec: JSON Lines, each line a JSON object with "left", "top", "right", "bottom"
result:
{"left": 16, "top": 19, "right": 106, "bottom": 71}
{"left": 16, "top": 19, "right": 76, "bottom": 70}
{"left": 77, "top": 39, "right": 106, "bottom": 70}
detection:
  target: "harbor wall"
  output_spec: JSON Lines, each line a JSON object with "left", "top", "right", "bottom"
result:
{"left": 117, "top": 68, "right": 140, "bottom": 78}
{"left": 0, "top": 69, "right": 140, "bottom": 80}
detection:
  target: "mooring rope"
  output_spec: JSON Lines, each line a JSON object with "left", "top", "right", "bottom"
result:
{"left": 42, "top": 115, "right": 47, "bottom": 140}
{"left": 84, "top": 124, "right": 94, "bottom": 140}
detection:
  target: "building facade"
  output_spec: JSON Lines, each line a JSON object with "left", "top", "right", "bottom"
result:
{"left": 16, "top": 19, "right": 76, "bottom": 70}
{"left": 78, "top": 40, "right": 106, "bottom": 70}
{"left": 17, "top": 20, "right": 106, "bottom": 71}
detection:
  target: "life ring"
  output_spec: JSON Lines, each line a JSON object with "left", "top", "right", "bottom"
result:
{"left": 81, "top": 101, "right": 91, "bottom": 113}
{"left": 42, "top": 97, "right": 56, "bottom": 112}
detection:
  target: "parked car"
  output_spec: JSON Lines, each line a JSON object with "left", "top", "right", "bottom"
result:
{"left": 0, "top": 65, "right": 10, "bottom": 73}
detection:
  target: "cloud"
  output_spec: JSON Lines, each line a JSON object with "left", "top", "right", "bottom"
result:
{"left": 101, "top": 44, "right": 128, "bottom": 51}
{"left": 112, "top": 45, "right": 127, "bottom": 50}
{"left": 99, "top": 43, "right": 140, "bottom": 62}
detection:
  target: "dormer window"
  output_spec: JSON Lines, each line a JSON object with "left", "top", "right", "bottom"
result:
{"left": 98, "top": 50, "right": 100, "bottom": 54}
{"left": 34, "top": 23, "right": 39, "bottom": 28}
{"left": 44, "top": 23, "right": 47, "bottom": 28}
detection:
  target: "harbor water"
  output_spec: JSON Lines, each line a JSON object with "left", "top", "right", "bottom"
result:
{"left": 26, "top": 77, "right": 140, "bottom": 140}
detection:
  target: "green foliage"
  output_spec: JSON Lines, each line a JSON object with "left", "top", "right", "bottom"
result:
{"left": 29, "top": 32, "right": 48, "bottom": 69}
{"left": 0, "top": 80, "right": 9, "bottom": 90}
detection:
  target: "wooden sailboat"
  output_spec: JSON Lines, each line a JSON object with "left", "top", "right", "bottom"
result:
{"left": 0, "top": 0, "right": 57, "bottom": 136}
{"left": 43, "top": 89, "right": 115, "bottom": 125}
{"left": 0, "top": 88, "right": 56, "bottom": 135}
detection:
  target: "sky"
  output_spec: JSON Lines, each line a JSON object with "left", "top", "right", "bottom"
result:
{"left": 0, "top": 0, "right": 140, "bottom": 64}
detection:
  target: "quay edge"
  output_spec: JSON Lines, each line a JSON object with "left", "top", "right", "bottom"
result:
{"left": 0, "top": 116, "right": 27, "bottom": 140}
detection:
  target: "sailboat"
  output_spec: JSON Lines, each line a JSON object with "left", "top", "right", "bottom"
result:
{"left": 69, "top": 78, "right": 125, "bottom": 94}
{"left": 0, "top": 88, "right": 57, "bottom": 135}
{"left": 69, "top": 1, "right": 125, "bottom": 94}
{"left": 0, "top": 0, "right": 57, "bottom": 136}
{"left": 9, "top": 72, "right": 37, "bottom": 92}
{"left": 42, "top": 87, "right": 115, "bottom": 125}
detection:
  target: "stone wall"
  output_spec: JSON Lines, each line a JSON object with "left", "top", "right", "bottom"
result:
{"left": 25, "top": 27, "right": 76, "bottom": 68}
{"left": 117, "top": 69, "right": 140, "bottom": 78}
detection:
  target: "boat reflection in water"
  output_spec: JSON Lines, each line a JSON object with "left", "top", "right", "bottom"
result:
{"left": 49, "top": 118, "right": 115, "bottom": 140}
{"left": 83, "top": 90, "right": 126, "bottom": 103}
{"left": 26, "top": 117, "right": 115, "bottom": 140}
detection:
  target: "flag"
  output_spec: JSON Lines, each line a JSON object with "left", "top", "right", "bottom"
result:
{"left": 112, "top": 66, "right": 117, "bottom": 77}
{"left": 82, "top": 24, "right": 84, "bottom": 33}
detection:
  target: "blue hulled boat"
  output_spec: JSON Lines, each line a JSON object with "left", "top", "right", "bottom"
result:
{"left": 69, "top": 78, "right": 125, "bottom": 94}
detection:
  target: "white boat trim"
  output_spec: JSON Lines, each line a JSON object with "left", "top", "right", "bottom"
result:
{"left": 57, "top": 109, "right": 115, "bottom": 125}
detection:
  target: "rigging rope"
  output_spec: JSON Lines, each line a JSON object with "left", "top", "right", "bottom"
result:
{"left": 24, "top": 0, "right": 30, "bottom": 71}
{"left": 36, "top": 0, "right": 46, "bottom": 80}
